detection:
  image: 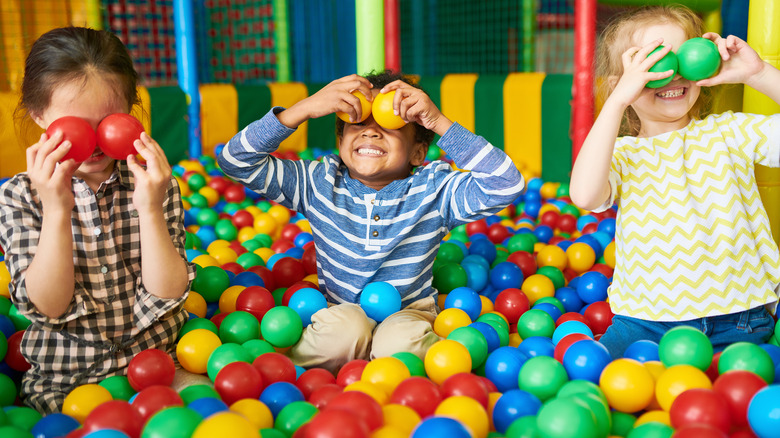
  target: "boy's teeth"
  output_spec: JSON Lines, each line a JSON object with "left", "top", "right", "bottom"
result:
{"left": 657, "top": 88, "right": 684, "bottom": 98}
{"left": 359, "top": 148, "right": 382, "bottom": 155}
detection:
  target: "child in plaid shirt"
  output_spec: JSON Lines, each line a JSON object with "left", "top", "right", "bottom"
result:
{"left": 0, "top": 27, "right": 197, "bottom": 413}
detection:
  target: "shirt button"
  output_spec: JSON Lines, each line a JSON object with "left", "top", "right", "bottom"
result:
{"left": 374, "top": 215, "right": 380, "bottom": 221}
{"left": 131, "top": 210, "right": 139, "bottom": 217}
{"left": 370, "top": 199, "right": 375, "bottom": 205}
{"left": 93, "top": 228, "right": 101, "bottom": 236}
{"left": 95, "top": 192, "right": 103, "bottom": 199}
{"left": 372, "top": 230, "right": 379, "bottom": 237}
{"left": 101, "top": 266, "right": 108, "bottom": 274}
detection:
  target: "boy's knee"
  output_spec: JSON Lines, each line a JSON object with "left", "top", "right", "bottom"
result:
{"left": 371, "top": 310, "right": 440, "bottom": 359}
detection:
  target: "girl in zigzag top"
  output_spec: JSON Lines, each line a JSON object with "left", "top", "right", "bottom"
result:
{"left": 570, "top": 4, "right": 780, "bottom": 358}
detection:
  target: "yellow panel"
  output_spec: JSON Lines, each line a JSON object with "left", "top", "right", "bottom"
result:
{"left": 33, "top": 1, "right": 71, "bottom": 39}
{"left": 1, "top": 0, "right": 25, "bottom": 92}
{"left": 200, "top": 84, "right": 239, "bottom": 157}
{"left": 503, "top": 73, "right": 545, "bottom": 177}
{"left": 0, "top": 92, "right": 30, "bottom": 177}
{"left": 268, "top": 82, "right": 308, "bottom": 152}
{"left": 440, "top": 74, "right": 478, "bottom": 132}
{"left": 133, "top": 86, "right": 152, "bottom": 133}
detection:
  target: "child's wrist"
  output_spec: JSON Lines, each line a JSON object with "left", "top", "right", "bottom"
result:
{"left": 277, "top": 104, "right": 307, "bottom": 129}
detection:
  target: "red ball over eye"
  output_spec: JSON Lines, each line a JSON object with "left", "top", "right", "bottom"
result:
{"left": 45, "top": 116, "right": 97, "bottom": 163}
{"left": 96, "top": 113, "right": 145, "bottom": 160}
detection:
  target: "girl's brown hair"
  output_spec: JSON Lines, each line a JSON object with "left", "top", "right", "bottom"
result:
{"left": 596, "top": 5, "right": 715, "bottom": 136}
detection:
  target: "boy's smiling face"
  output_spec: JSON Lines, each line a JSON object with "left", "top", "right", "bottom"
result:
{"left": 338, "top": 92, "right": 427, "bottom": 190}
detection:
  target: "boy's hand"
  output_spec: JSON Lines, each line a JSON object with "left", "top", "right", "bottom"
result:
{"left": 380, "top": 80, "right": 452, "bottom": 136}
{"left": 697, "top": 33, "right": 766, "bottom": 88}
{"left": 127, "top": 132, "right": 171, "bottom": 216}
{"left": 278, "top": 74, "right": 374, "bottom": 128}
{"left": 26, "top": 131, "right": 78, "bottom": 213}
{"left": 609, "top": 39, "right": 674, "bottom": 109}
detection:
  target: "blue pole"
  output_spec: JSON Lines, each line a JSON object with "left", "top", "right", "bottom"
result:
{"left": 173, "top": 0, "right": 201, "bottom": 159}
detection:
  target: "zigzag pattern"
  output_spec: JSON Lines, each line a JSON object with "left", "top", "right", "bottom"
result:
{"left": 608, "top": 113, "right": 780, "bottom": 320}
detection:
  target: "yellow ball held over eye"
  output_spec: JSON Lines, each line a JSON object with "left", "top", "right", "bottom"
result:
{"left": 336, "top": 90, "right": 372, "bottom": 123}
{"left": 372, "top": 90, "right": 407, "bottom": 130}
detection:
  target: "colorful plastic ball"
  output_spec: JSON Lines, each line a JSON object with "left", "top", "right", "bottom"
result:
{"left": 388, "top": 376, "right": 442, "bottom": 419}
{"left": 520, "top": 274, "right": 555, "bottom": 306}
{"left": 295, "top": 368, "right": 337, "bottom": 400}
{"left": 536, "top": 245, "right": 567, "bottom": 271}
{"left": 517, "top": 336, "right": 554, "bottom": 359}
{"left": 410, "top": 416, "right": 470, "bottom": 438}
{"left": 582, "top": 301, "right": 614, "bottom": 336}
{"left": 554, "top": 333, "right": 593, "bottom": 363}
{"left": 176, "top": 329, "right": 222, "bottom": 374}
{"left": 517, "top": 355, "right": 568, "bottom": 402}
{"left": 447, "top": 326, "right": 489, "bottom": 370}
{"left": 324, "top": 390, "right": 383, "bottom": 431}
{"left": 179, "top": 384, "right": 220, "bottom": 405}
{"left": 358, "top": 357, "right": 409, "bottom": 396}
{"left": 575, "top": 272, "right": 609, "bottom": 304}
{"left": 82, "top": 400, "right": 142, "bottom": 438}
{"left": 645, "top": 45, "right": 678, "bottom": 88}
{"left": 274, "top": 400, "right": 318, "bottom": 437}
{"left": 469, "top": 322, "right": 501, "bottom": 354}
{"left": 658, "top": 325, "right": 713, "bottom": 371}
{"left": 718, "top": 342, "right": 775, "bottom": 384}
{"left": 676, "top": 37, "right": 721, "bottom": 81}
{"left": 536, "top": 396, "right": 599, "bottom": 438}
{"left": 187, "top": 396, "right": 228, "bottom": 418}
{"left": 191, "top": 412, "right": 257, "bottom": 438}
{"left": 127, "top": 349, "right": 175, "bottom": 391}
{"left": 218, "top": 310, "right": 260, "bottom": 344}
{"left": 434, "top": 308, "right": 473, "bottom": 338}
{"left": 433, "top": 263, "right": 468, "bottom": 294}
{"left": 388, "top": 352, "right": 425, "bottom": 378}
{"left": 552, "top": 320, "right": 593, "bottom": 345}
{"left": 627, "top": 422, "right": 674, "bottom": 438}
{"left": 490, "top": 262, "right": 524, "bottom": 290}
{"left": 491, "top": 389, "right": 541, "bottom": 434}
{"left": 669, "top": 388, "right": 731, "bottom": 433}
{"left": 434, "top": 395, "right": 489, "bottom": 438}
{"left": 444, "top": 287, "right": 482, "bottom": 321}
{"left": 132, "top": 385, "right": 184, "bottom": 424}
{"left": 253, "top": 352, "right": 297, "bottom": 385}
{"left": 424, "top": 340, "right": 473, "bottom": 385}
{"left": 359, "top": 282, "right": 402, "bottom": 322}
{"left": 517, "top": 309, "right": 556, "bottom": 340}
{"left": 712, "top": 370, "right": 767, "bottom": 427}
{"left": 141, "top": 406, "right": 203, "bottom": 438}
{"left": 234, "top": 286, "right": 275, "bottom": 322}
{"left": 562, "top": 339, "right": 611, "bottom": 384}
{"left": 565, "top": 242, "right": 596, "bottom": 273}
{"left": 260, "top": 306, "right": 303, "bottom": 348}
{"left": 287, "top": 288, "right": 327, "bottom": 326}
{"left": 336, "top": 359, "right": 369, "bottom": 387}
{"left": 259, "top": 382, "right": 304, "bottom": 418}
{"left": 747, "top": 384, "right": 780, "bottom": 438}
{"left": 31, "top": 413, "right": 80, "bottom": 438}
{"left": 492, "top": 288, "right": 530, "bottom": 325}
{"left": 191, "top": 266, "right": 230, "bottom": 303}
{"left": 655, "top": 364, "right": 713, "bottom": 411}
{"left": 206, "top": 343, "right": 252, "bottom": 381}
{"left": 301, "top": 408, "right": 369, "bottom": 438}
{"left": 213, "top": 361, "right": 264, "bottom": 405}
{"left": 624, "top": 340, "right": 660, "bottom": 363}
{"left": 483, "top": 346, "right": 528, "bottom": 393}
{"left": 599, "top": 358, "right": 655, "bottom": 413}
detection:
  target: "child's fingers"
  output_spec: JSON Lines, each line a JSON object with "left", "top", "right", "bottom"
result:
{"left": 379, "top": 79, "right": 408, "bottom": 94}
{"left": 126, "top": 154, "right": 147, "bottom": 178}
{"left": 52, "top": 159, "right": 79, "bottom": 184}
{"left": 40, "top": 140, "right": 72, "bottom": 178}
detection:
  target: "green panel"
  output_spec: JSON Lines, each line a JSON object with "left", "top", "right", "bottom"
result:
{"left": 474, "top": 75, "right": 506, "bottom": 150}
{"left": 417, "top": 75, "right": 444, "bottom": 145}
{"left": 235, "top": 84, "right": 272, "bottom": 131}
{"left": 305, "top": 83, "right": 337, "bottom": 154}
{"left": 147, "top": 86, "right": 189, "bottom": 164}
{"left": 541, "top": 74, "right": 573, "bottom": 183}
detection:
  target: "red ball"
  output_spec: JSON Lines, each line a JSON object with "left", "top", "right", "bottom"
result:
{"left": 83, "top": 400, "right": 143, "bottom": 438}
{"left": 303, "top": 408, "right": 369, "bottom": 438}
{"left": 506, "top": 251, "right": 537, "bottom": 279}
{"left": 210, "top": 311, "right": 229, "bottom": 329}
{"left": 214, "top": 361, "right": 265, "bottom": 405}
{"left": 236, "top": 286, "right": 276, "bottom": 322}
{"left": 388, "top": 376, "right": 442, "bottom": 418}
{"left": 308, "top": 383, "right": 343, "bottom": 409}
{"left": 96, "top": 113, "right": 144, "bottom": 160}
{"left": 207, "top": 176, "right": 230, "bottom": 195}
{"left": 705, "top": 351, "right": 722, "bottom": 382}
{"left": 281, "top": 223, "right": 302, "bottom": 241}
{"left": 46, "top": 116, "right": 97, "bottom": 163}
{"left": 539, "top": 210, "right": 559, "bottom": 228}
{"left": 712, "top": 370, "right": 767, "bottom": 427}
{"left": 271, "top": 238, "right": 296, "bottom": 254}
{"left": 231, "top": 210, "right": 255, "bottom": 230}
{"left": 728, "top": 429, "right": 758, "bottom": 438}
{"left": 582, "top": 222, "right": 599, "bottom": 235}
{"left": 440, "top": 372, "right": 490, "bottom": 409}
{"left": 553, "top": 333, "right": 591, "bottom": 363}
{"left": 218, "top": 212, "right": 233, "bottom": 221}
{"left": 296, "top": 368, "right": 337, "bottom": 400}
{"left": 223, "top": 185, "right": 246, "bottom": 203}
{"left": 493, "top": 288, "right": 530, "bottom": 325}
{"left": 127, "top": 348, "right": 176, "bottom": 391}
{"left": 5, "top": 330, "right": 30, "bottom": 372}
{"left": 302, "top": 245, "right": 317, "bottom": 275}
{"left": 221, "top": 262, "right": 245, "bottom": 276}
{"left": 556, "top": 312, "right": 590, "bottom": 327}
{"left": 670, "top": 388, "right": 731, "bottom": 433}
{"left": 589, "top": 263, "right": 614, "bottom": 279}
{"left": 282, "top": 281, "right": 319, "bottom": 306}
{"left": 324, "top": 390, "right": 383, "bottom": 431}
{"left": 671, "top": 424, "right": 728, "bottom": 438}
{"left": 548, "top": 236, "right": 567, "bottom": 246}
{"left": 252, "top": 352, "right": 297, "bottom": 385}
{"left": 557, "top": 214, "right": 578, "bottom": 233}
{"left": 336, "top": 359, "right": 369, "bottom": 387}
{"left": 228, "top": 240, "right": 248, "bottom": 256}
{"left": 247, "top": 265, "right": 276, "bottom": 291}
{"left": 582, "top": 300, "right": 613, "bottom": 335}
{"left": 272, "top": 257, "right": 306, "bottom": 288}
{"left": 487, "top": 223, "right": 512, "bottom": 244}
{"left": 131, "top": 385, "right": 183, "bottom": 424}
{"left": 465, "top": 220, "right": 488, "bottom": 236}
{"left": 64, "top": 429, "right": 88, "bottom": 438}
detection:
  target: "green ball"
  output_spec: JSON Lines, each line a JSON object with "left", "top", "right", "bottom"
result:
{"left": 257, "top": 201, "right": 273, "bottom": 212}
{"left": 426, "top": 146, "right": 442, "bottom": 161}
{"left": 0, "top": 332, "right": 7, "bottom": 362}
{"left": 196, "top": 209, "right": 220, "bottom": 227}
{"left": 206, "top": 343, "right": 252, "bottom": 381}
{"left": 214, "top": 219, "right": 238, "bottom": 241}
{"left": 677, "top": 37, "right": 721, "bottom": 81}
{"left": 142, "top": 406, "right": 203, "bottom": 438}
{"left": 6, "top": 407, "right": 41, "bottom": 431}
{"left": 223, "top": 203, "right": 242, "bottom": 215}
{"left": 0, "top": 425, "right": 33, "bottom": 438}
{"left": 391, "top": 351, "right": 427, "bottom": 377}
{"left": 185, "top": 232, "right": 201, "bottom": 250}
{"left": 646, "top": 46, "right": 678, "bottom": 89}
{"left": 243, "top": 339, "right": 276, "bottom": 361}
{"left": 179, "top": 384, "right": 221, "bottom": 405}
{"left": 8, "top": 306, "right": 30, "bottom": 332}
{"left": 492, "top": 249, "right": 510, "bottom": 268}
{"left": 536, "top": 266, "right": 565, "bottom": 290}
{"left": 254, "top": 234, "right": 273, "bottom": 248}
{"left": 476, "top": 313, "right": 510, "bottom": 333}
{"left": 566, "top": 392, "right": 611, "bottom": 438}
{"left": 437, "top": 242, "right": 465, "bottom": 264}
{"left": 0, "top": 374, "right": 17, "bottom": 407}
{"left": 535, "top": 297, "right": 565, "bottom": 314}
{"left": 241, "top": 239, "right": 264, "bottom": 253}
{"left": 180, "top": 317, "right": 219, "bottom": 337}
{"left": 274, "top": 401, "right": 318, "bottom": 436}
{"left": 658, "top": 326, "right": 713, "bottom": 371}
{"left": 505, "top": 415, "right": 539, "bottom": 438}
{"left": 187, "top": 193, "right": 209, "bottom": 209}
{"left": 219, "top": 311, "right": 261, "bottom": 344}
{"left": 611, "top": 411, "right": 637, "bottom": 437}
{"left": 260, "top": 306, "right": 303, "bottom": 348}
{"left": 517, "top": 309, "right": 556, "bottom": 339}
{"left": 447, "top": 326, "right": 489, "bottom": 369}
{"left": 99, "top": 375, "right": 136, "bottom": 401}
{"left": 626, "top": 422, "right": 673, "bottom": 438}
{"left": 560, "top": 204, "right": 580, "bottom": 218}
{"left": 484, "top": 320, "right": 510, "bottom": 348}
{"left": 260, "top": 428, "right": 287, "bottom": 438}
{"left": 518, "top": 356, "right": 569, "bottom": 402}
{"left": 187, "top": 173, "right": 207, "bottom": 191}
{"left": 433, "top": 263, "right": 468, "bottom": 294}
{"left": 556, "top": 184, "right": 570, "bottom": 199}
{"left": 191, "top": 266, "right": 231, "bottom": 302}
{"left": 556, "top": 379, "right": 608, "bottom": 407}
{"left": 236, "top": 252, "right": 265, "bottom": 269}
{"left": 718, "top": 341, "right": 775, "bottom": 384}
{"left": 507, "top": 233, "right": 536, "bottom": 254}
{"left": 536, "top": 397, "right": 598, "bottom": 438}
{"left": 272, "top": 288, "right": 286, "bottom": 306}
{"left": 0, "top": 297, "right": 12, "bottom": 315}
{"left": 238, "top": 199, "right": 254, "bottom": 209}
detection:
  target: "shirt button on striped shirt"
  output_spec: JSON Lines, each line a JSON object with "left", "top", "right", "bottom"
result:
{"left": 374, "top": 215, "right": 380, "bottom": 221}
{"left": 372, "top": 230, "right": 379, "bottom": 237}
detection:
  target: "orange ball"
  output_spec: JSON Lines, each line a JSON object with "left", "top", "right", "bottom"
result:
{"left": 372, "top": 91, "right": 406, "bottom": 130}
{"left": 336, "top": 90, "right": 372, "bottom": 123}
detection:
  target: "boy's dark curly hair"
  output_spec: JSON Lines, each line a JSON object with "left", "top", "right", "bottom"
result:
{"left": 335, "top": 70, "right": 436, "bottom": 147}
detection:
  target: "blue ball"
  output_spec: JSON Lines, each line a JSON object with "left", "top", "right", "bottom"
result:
{"left": 523, "top": 202, "right": 541, "bottom": 219}
{"left": 31, "top": 413, "right": 80, "bottom": 438}
{"left": 489, "top": 262, "right": 524, "bottom": 291}
{"left": 562, "top": 339, "right": 612, "bottom": 383}
{"left": 469, "top": 322, "right": 501, "bottom": 353}
{"left": 533, "top": 302, "right": 563, "bottom": 323}
{"left": 83, "top": 431, "right": 129, "bottom": 438}
{"left": 747, "top": 385, "right": 780, "bottom": 437}
{"left": 623, "top": 340, "right": 660, "bottom": 363}
{"left": 461, "top": 262, "right": 489, "bottom": 293}
{"left": 492, "top": 389, "right": 542, "bottom": 434}
{"left": 590, "top": 231, "right": 613, "bottom": 254}
{"left": 266, "top": 253, "right": 288, "bottom": 270}
{"left": 485, "top": 216, "right": 502, "bottom": 226}
{"left": 444, "top": 287, "right": 482, "bottom": 321}
{"left": 597, "top": 218, "right": 616, "bottom": 238}
{"left": 517, "top": 336, "right": 555, "bottom": 358}
{"left": 556, "top": 240, "right": 574, "bottom": 251}
{"left": 285, "top": 247, "right": 304, "bottom": 259}
{"left": 213, "top": 200, "right": 227, "bottom": 213}
{"left": 576, "top": 215, "right": 598, "bottom": 231}
{"left": 554, "top": 287, "right": 585, "bottom": 313}
{"left": 484, "top": 346, "right": 529, "bottom": 393}
{"left": 760, "top": 343, "right": 780, "bottom": 366}
{"left": 206, "top": 302, "right": 220, "bottom": 319}
{"left": 188, "top": 397, "right": 229, "bottom": 418}
{"left": 0, "top": 315, "right": 16, "bottom": 340}
{"left": 244, "top": 186, "right": 262, "bottom": 200}
{"left": 288, "top": 288, "right": 328, "bottom": 326}
{"left": 293, "top": 232, "right": 313, "bottom": 248}
{"left": 462, "top": 254, "right": 491, "bottom": 271}
{"left": 412, "top": 416, "right": 471, "bottom": 438}
{"left": 260, "top": 382, "right": 304, "bottom": 418}
{"left": 526, "top": 178, "right": 544, "bottom": 193}
{"left": 552, "top": 320, "right": 594, "bottom": 345}
{"left": 576, "top": 271, "right": 610, "bottom": 304}
{"left": 533, "top": 225, "right": 554, "bottom": 244}
{"left": 359, "top": 282, "right": 402, "bottom": 322}
{"left": 468, "top": 238, "right": 497, "bottom": 264}
{"left": 194, "top": 226, "right": 217, "bottom": 249}
{"left": 230, "top": 271, "right": 265, "bottom": 287}
{"left": 574, "top": 234, "right": 604, "bottom": 259}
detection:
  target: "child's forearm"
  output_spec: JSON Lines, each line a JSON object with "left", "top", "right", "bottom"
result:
{"left": 138, "top": 210, "right": 189, "bottom": 299}
{"left": 570, "top": 99, "right": 625, "bottom": 210}
{"left": 746, "top": 62, "right": 780, "bottom": 106}
{"left": 25, "top": 210, "right": 75, "bottom": 318}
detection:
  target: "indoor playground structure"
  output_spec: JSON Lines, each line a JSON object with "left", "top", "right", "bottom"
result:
{"left": 1, "top": 0, "right": 780, "bottom": 437}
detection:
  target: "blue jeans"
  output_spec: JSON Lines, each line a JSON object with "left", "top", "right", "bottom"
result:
{"left": 599, "top": 306, "right": 775, "bottom": 360}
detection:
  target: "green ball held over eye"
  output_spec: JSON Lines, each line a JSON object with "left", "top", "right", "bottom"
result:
{"left": 646, "top": 46, "right": 678, "bottom": 89}
{"left": 677, "top": 37, "right": 721, "bottom": 81}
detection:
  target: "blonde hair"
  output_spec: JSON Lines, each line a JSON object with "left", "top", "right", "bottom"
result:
{"left": 596, "top": 5, "right": 715, "bottom": 136}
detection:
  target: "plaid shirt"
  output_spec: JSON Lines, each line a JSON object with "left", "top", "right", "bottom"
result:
{"left": 0, "top": 161, "right": 195, "bottom": 413}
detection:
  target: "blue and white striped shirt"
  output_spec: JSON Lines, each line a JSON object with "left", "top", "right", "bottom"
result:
{"left": 218, "top": 108, "right": 524, "bottom": 306}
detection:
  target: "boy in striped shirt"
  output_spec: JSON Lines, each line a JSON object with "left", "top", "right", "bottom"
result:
{"left": 219, "top": 71, "right": 524, "bottom": 373}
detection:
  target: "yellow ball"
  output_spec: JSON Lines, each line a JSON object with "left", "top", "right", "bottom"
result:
{"left": 179, "top": 159, "right": 206, "bottom": 173}
{"left": 433, "top": 308, "right": 472, "bottom": 337}
{"left": 487, "top": 392, "right": 502, "bottom": 432}
{"left": 192, "top": 254, "right": 220, "bottom": 268}
{"left": 192, "top": 412, "right": 259, "bottom": 438}
{"left": 267, "top": 204, "right": 291, "bottom": 226}
{"left": 336, "top": 90, "right": 372, "bottom": 123}
{"left": 424, "top": 340, "right": 472, "bottom": 385}
{"left": 508, "top": 332, "right": 523, "bottom": 347}
{"left": 540, "top": 182, "right": 560, "bottom": 200}
{"left": 635, "top": 410, "right": 671, "bottom": 427}
{"left": 655, "top": 364, "right": 712, "bottom": 411}
{"left": 209, "top": 246, "right": 238, "bottom": 265}
{"left": 533, "top": 242, "right": 547, "bottom": 254}
{"left": 184, "top": 291, "right": 208, "bottom": 318}
{"left": 176, "top": 176, "right": 192, "bottom": 197}
{"left": 536, "top": 245, "right": 567, "bottom": 271}
{"left": 63, "top": 384, "right": 113, "bottom": 423}
{"left": 538, "top": 203, "right": 560, "bottom": 216}
{"left": 303, "top": 274, "right": 319, "bottom": 284}
{"left": 207, "top": 239, "right": 231, "bottom": 251}
{"left": 372, "top": 91, "right": 406, "bottom": 130}
{"left": 177, "top": 329, "right": 223, "bottom": 374}
{"left": 254, "top": 247, "right": 276, "bottom": 263}
{"left": 435, "top": 395, "right": 489, "bottom": 438}
{"left": 253, "top": 213, "right": 278, "bottom": 235}
{"left": 0, "top": 264, "right": 11, "bottom": 299}
{"left": 198, "top": 186, "right": 220, "bottom": 207}
{"left": 643, "top": 360, "right": 667, "bottom": 411}
{"left": 361, "top": 357, "right": 411, "bottom": 395}
{"left": 230, "top": 399, "right": 274, "bottom": 430}
{"left": 219, "top": 285, "right": 246, "bottom": 314}
{"left": 479, "top": 296, "right": 494, "bottom": 316}
{"left": 599, "top": 358, "right": 655, "bottom": 413}
{"left": 244, "top": 205, "right": 262, "bottom": 217}
{"left": 344, "top": 380, "right": 389, "bottom": 405}
{"left": 370, "top": 426, "right": 408, "bottom": 438}
{"left": 237, "top": 227, "right": 257, "bottom": 243}
{"left": 382, "top": 403, "right": 421, "bottom": 435}
{"left": 566, "top": 242, "right": 597, "bottom": 273}
{"left": 604, "top": 241, "right": 616, "bottom": 268}
{"left": 296, "top": 220, "right": 312, "bottom": 233}
{"left": 520, "top": 274, "right": 555, "bottom": 305}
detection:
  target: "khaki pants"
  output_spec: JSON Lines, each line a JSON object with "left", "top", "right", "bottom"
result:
{"left": 287, "top": 296, "right": 441, "bottom": 374}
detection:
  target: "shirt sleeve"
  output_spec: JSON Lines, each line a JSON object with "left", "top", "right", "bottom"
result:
{"left": 744, "top": 113, "right": 780, "bottom": 168}
{"left": 435, "top": 123, "right": 525, "bottom": 229}
{"left": 132, "top": 176, "right": 195, "bottom": 330}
